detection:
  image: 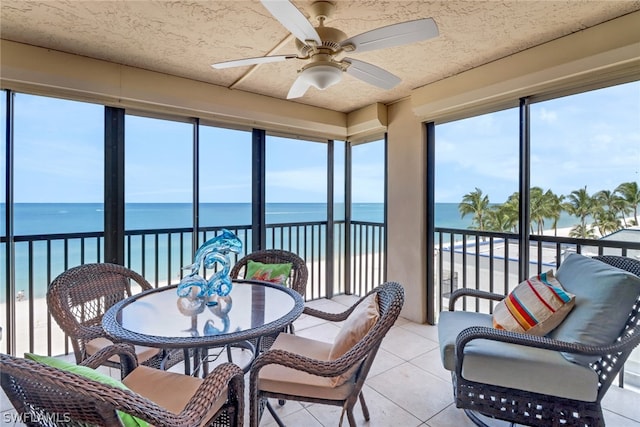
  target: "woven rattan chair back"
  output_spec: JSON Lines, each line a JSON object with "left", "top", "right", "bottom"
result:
{"left": 230, "top": 249, "right": 308, "bottom": 298}
{"left": 47, "top": 263, "right": 153, "bottom": 366}
{"left": 250, "top": 281, "right": 405, "bottom": 427}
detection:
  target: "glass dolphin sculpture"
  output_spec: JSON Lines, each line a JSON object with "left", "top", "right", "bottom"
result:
{"left": 182, "top": 229, "right": 243, "bottom": 276}
{"left": 176, "top": 229, "right": 242, "bottom": 299}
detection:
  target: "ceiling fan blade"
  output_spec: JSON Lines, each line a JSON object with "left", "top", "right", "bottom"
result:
{"left": 211, "top": 54, "right": 297, "bottom": 69}
{"left": 261, "top": 0, "right": 321, "bottom": 46}
{"left": 340, "top": 18, "right": 438, "bottom": 53}
{"left": 344, "top": 58, "right": 401, "bottom": 90}
{"left": 287, "top": 74, "right": 312, "bottom": 99}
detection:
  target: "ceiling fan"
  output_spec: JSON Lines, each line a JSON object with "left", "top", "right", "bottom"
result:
{"left": 211, "top": 0, "right": 439, "bottom": 99}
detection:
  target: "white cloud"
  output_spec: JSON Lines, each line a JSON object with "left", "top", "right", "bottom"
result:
{"left": 538, "top": 107, "right": 558, "bottom": 123}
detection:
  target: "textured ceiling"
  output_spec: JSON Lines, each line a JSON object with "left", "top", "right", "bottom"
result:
{"left": 1, "top": 1, "right": 639, "bottom": 113}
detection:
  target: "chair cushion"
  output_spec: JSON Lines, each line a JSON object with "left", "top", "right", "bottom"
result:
{"left": 551, "top": 253, "right": 640, "bottom": 366}
{"left": 328, "top": 293, "right": 379, "bottom": 386}
{"left": 438, "top": 310, "right": 493, "bottom": 371}
{"left": 258, "top": 333, "right": 355, "bottom": 400}
{"left": 25, "top": 353, "right": 148, "bottom": 427}
{"left": 86, "top": 337, "right": 161, "bottom": 365}
{"left": 461, "top": 338, "right": 599, "bottom": 401}
{"left": 123, "top": 365, "right": 227, "bottom": 427}
{"left": 245, "top": 260, "right": 292, "bottom": 285}
{"left": 436, "top": 313, "right": 599, "bottom": 401}
{"left": 492, "top": 270, "right": 575, "bottom": 336}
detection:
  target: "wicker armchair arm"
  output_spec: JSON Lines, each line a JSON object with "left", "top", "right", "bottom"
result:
{"left": 302, "top": 305, "right": 353, "bottom": 322}
{"left": 181, "top": 362, "right": 244, "bottom": 423}
{"left": 454, "top": 326, "right": 638, "bottom": 377}
{"left": 81, "top": 343, "right": 139, "bottom": 377}
{"left": 251, "top": 348, "right": 358, "bottom": 379}
{"left": 302, "top": 289, "right": 379, "bottom": 321}
{"left": 448, "top": 288, "right": 505, "bottom": 311}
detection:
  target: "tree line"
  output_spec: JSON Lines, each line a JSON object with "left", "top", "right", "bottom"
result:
{"left": 458, "top": 181, "right": 640, "bottom": 238}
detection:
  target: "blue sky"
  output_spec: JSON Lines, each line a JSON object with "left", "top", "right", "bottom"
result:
{"left": 2, "top": 80, "right": 639, "bottom": 204}
{"left": 435, "top": 81, "right": 640, "bottom": 203}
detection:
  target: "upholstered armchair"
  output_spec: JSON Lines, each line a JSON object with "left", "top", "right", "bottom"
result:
{"left": 438, "top": 254, "right": 640, "bottom": 427}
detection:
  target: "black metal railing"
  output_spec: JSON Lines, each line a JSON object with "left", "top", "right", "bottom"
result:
{"left": 1, "top": 220, "right": 386, "bottom": 357}
{"left": 434, "top": 228, "right": 640, "bottom": 314}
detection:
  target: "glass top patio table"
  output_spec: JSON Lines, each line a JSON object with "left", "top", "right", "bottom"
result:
{"left": 102, "top": 279, "right": 304, "bottom": 350}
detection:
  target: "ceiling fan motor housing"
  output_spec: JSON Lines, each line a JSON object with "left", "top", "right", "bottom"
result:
{"left": 295, "top": 26, "right": 347, "bottom": 56}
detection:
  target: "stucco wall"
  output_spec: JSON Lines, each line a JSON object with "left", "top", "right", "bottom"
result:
{"left": 386, "top": 99, "right": 427, "bottom": 323}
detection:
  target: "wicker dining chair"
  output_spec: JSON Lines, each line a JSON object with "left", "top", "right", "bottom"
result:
{"left": 47, "top": 262, "right": 182, "bottom": 370}
{"left": 438, "top": 255, "right": 640, "bottom": 427}
{"left": 0, "top": 344, "right": 244, "bottom": 427}
{"left": 231, "top": 249, "right": 309, "bottom": 350}
{"left": 249, "top": 281, "right": 405, "bottom": 427}
{"left": 230, "top": 249, "right": 308, "bottom": 300}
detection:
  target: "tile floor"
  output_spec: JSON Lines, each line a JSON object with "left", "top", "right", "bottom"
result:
{"left": 2, "top": 293, "right": 639, "bottom": 426}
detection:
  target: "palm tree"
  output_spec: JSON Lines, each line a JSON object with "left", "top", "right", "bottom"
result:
{"left": 544, "top": 190, "right": 565, "bottom": 236}
{"left": 458, "top": 187, "right": 490, "bottom": 232}
{"left": 569, "top": 223, "right": 597, "bottom": 239}
{"left": 502, "top": 193, "right": 520, "bottom": 233}
{"left": 593, "top": 189, "right": 623, "bottom": 235}
{"left": 486, "top": 204, "right": 518, "bottom": 232}
{"left": 563, "top": 186, "right": 594, "bottom": 232}
{"left": 595, "top": 189, "right": 625, "bottom": 224}
{"left": 615, "top": 181, "right": 640, "bottom": 225}
{"left": 593, "top": 208, "right": 621, "bottom": 236}
{"left": 530, "top": 187, "right": 547, "bottom": 234}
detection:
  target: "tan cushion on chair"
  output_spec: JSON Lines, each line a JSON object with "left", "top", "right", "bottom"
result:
{"left": 86, "top": 337, "right": 161, "bottom": 365}
{"left": 123, "top": 365, "right": 227, "bottom": 425}
{"left": 258, "top": 333, "right": 355, "bottom": 401}
{"left": 327, "top": 293, "right": 379, "bottom": 386}
{"left": 329, "top": 293, "right": 379, "bottom": 361}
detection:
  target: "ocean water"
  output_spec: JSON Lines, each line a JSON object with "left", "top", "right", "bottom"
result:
{"left": 5, "top": 202, "right": 582, "bottom": 236}
{"left": 2, "top": 202, "right": 580, "bottom": 301}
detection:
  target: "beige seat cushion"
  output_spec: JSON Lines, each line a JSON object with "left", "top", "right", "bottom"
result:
{"left": 123, "top": 365, "right": 227, "bottom": 426}
{"left": 86, "top": 337, "right": 160, "bottom": 364}
{"left": 258, "top": 333, "right": 356, "bottom": 401}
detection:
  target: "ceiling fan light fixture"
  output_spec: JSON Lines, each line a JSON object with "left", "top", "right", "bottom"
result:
{"left": 299, "top": 63, "right": 342, "bottom": 90}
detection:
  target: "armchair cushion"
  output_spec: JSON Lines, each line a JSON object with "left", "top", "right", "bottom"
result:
{"left": 246, "top": 260, "right": 292, "bottom": 285}
{"left": 86, "top": 337, "right": 160, "bottom": 365}
{"left": 257, "top": 333, "right": 355, "bottom": 400}
{"left": 122, "top": 365, "right": 227, "bottom": 424}
{"left": 461, "top": 339, "right": 599, "bottom": 401}
{"left": 328, "top": 293, "right": 380, "bottom": 386}
{"left": 492, "top": 271, "right": 575, "bottom": 336}
{"left": 551, "top": 253, "right": 640, "bottom": 365}
{"left": 438, "top": 310, "right": 493, "bottom": 371}
{"left": 25, "top": 353, "right": 147, "bottom": 427}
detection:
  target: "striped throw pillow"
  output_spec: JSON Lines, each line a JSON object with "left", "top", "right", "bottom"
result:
{"left": 492, "top": 271, "right": 575, "bottom": 336}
